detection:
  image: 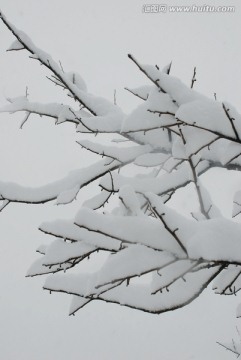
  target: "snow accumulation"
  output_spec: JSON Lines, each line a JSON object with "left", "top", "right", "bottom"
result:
{"left": 1, "top": 11, "right": 241, "bottom": 315}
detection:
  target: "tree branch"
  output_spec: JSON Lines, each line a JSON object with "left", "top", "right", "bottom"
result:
{"left": 128, "top": 54, "right": 166, "bottom": 92}
{"left": 0, "top": 11, "right": 96, "bottom": 115}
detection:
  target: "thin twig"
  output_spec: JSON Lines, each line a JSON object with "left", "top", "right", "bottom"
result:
{"left": 191, "top": 67, "right": 197, "bottom": 89}
{"left": 222, "top": 103, "right": 240, "bottom": 141}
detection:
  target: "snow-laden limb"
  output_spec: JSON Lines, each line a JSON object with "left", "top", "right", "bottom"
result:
{"left": 0, "top": 11, "right": 109, "bottom": 116}
{"left": 43, "top": 271, "right": 124, "bottom": 299}
{"left": 26, "top": 257, "right": 75, "bottom": 277}
{"left": 128, "top": 54, "right": 207, "bottom": 105}
{"left": 82, "top": 189, "right": 112, "bottom": 210}
{"left": 42, "top": 239, "right": 96, "bottom": 267}
{"left": 143, "top": 193, "right": 241, "bottom": 264}
{"left": 121, "top": 89, "right": 177, "bottom": 134}
{"left": 0, "top": 98, "right": 80, "bottom": 125}
{"left": 99, "top": 266, "right": 222, "bottom": 313}
{"left": 39, "top": 219, "right": 122, "bottom": 251}
{"left": 74, "top": 207, "right": 186, "bottom": 256}
{"left": 94, "top": 245, "right": 175, "bottom": 289}
{"left": 176, "top": 100, "right": 241, "bottom": 144}
{"left": 0, "top": 10, "right": 127, "bottom": 140}
{"left": 76, "top": 112, "right": 123, "bottom": 133}
{"left": 43, "top": 265, "right": 222, "bottom": 314}
{"left": 77, "top": 140, "right": 152, "bottom": 163}
{"left": 0, "top": 157, "right": 125, "bottom": 204}
{"left": 41, "top": 193, "right": 241, "bottom": 313}
{"left": 144, "top": 192, "right": 194, "bottom": 254}
{"left": 0, "top": 92, "right": 124, "bottom": 133}
{"left": 100, "top": 162, "right": 192, "bottom": 195}
{"left": 50, "top": 71, "right": 87, "bottom": 93}
{"left": 151, "top": 259, "right": 198, "bottom": 294}
{"left": 0, "top": 11, "right": 92, "bottom": 113}
{"left": 171, "top": 119, "right": 221, "bottom": 220}
{"left": 56, "top": 185, "right": 80, "bottom": 205}
{"left": 176, "top": 125, "right": 219, "bottom": 158}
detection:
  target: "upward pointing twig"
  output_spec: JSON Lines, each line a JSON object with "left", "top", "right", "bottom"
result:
{"left": 165, "top": 61, "right": 172, "bottom": 75}
{"left": 191, "top": 67, "right": 197, "bottom": 89}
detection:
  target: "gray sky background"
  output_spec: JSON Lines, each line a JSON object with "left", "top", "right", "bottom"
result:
{"left": 0, "top": 1, "right": 241, "bottom": 359}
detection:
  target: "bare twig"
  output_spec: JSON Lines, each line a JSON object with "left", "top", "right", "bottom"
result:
{"left": 222, "top": 103, "right": 240, "bottom": 141}
{"left": 147, "top": 109, "right": 175, "bottom": 117}
{"left": 217, "top": 341, "right": 240, "bottom": 357}
{"left": 114, "top": 89, "right": 117, "bottom": 105}
{"left": 191, "top": 67, "right": 197, "bottom": 89}
{"left": 20, "top": 112, "right": 30, "bottom": 129}
{"left": 124, "top": 87, "right": 148, "bottom": 101}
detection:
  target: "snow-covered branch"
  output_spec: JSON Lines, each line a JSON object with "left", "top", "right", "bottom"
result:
{"left": 1, "top": 11, "right": 241, "bottom": 318}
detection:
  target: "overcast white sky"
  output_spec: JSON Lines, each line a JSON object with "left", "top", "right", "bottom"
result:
{"left": 0, "top": 1, "right": 241, "bottom": 359}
